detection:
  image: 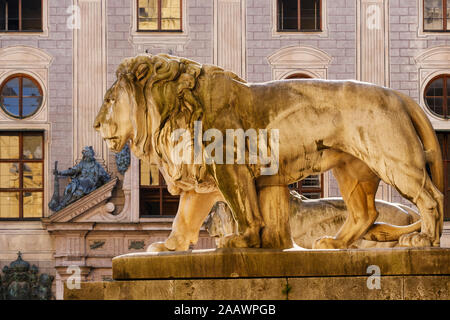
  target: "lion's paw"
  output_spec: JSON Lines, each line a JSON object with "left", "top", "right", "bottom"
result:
{"left": 146, "top": 241, "right": 172, "bottom": 252}
{"left": 220, "top": 235, "right": 251, "bottom": 248}
{"left": 313, "top": 236, "right": 346, "bottom": 249}
{"left": 398, "top": 232, "right": 432, "bottom": 247}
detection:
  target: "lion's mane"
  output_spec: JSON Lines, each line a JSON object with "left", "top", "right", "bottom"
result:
{"left": 115, "top": 53, "right": 245, "bottom": 195}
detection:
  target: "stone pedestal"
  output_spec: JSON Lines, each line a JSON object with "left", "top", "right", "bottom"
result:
{"left": 64, "top": 248, "right": 450, "bottom": 300}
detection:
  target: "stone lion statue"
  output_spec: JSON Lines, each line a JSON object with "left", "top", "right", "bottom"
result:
{"left": 94, "top": 53, "right": 443, "bottom": 251}
{"left": 204, "top": 191, "right": 421, "bottom": 249}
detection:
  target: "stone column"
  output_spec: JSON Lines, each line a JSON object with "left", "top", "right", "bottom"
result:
{"left": 356, "top": 0, "right": 390, "bottom": 86}
{"left": 357, "top": 0, "right": 391, "bottom": 201}
{"left": 213, "top": 0, "right": 247, "bottom": 79}
{"left": 73, "top": 0, "right": 108, "bottom": 165}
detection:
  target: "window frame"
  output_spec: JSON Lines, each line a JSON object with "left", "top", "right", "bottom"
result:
{"left": 0, "top": 131, "right": 44, "bottom": 221}
{"left": 136, "top": 0, "right": 183, "bottom": 33}
{"left": 289, "top": 174, "right": 324, "bottom": 199}
{"left": 423, "top": 74, "right": 449, "bottom": 119}
{"left": 139, "top": 161, "right": 179, "bottom": 218}
{"left": 436, "top": 132, "right": 450, "bottom": 220}
{"left": 277, "top": 0, "right": 322, "bottom": 33}
{"left": 0, "top": 73, "right": 43, "bottom": 119}
{"left": 0, "top": 0, "right": 44, "bottom": 33}
{"left": 423, "top": 0, "right": 450, "bottom": 32}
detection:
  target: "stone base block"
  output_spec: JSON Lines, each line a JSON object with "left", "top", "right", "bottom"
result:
{"left": 64, "top": 248, "right": 450, "bottom": 300}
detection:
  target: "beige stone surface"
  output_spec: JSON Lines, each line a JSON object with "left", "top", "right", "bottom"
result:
{"left": 64, "top": 275, "right": 450, "bottom": 300}
{"left": 65, "top": 278, "right": 287, "bottom": 300}
{"left": 403, "top": 276, "right": 450, "bottom": 300}
{"left": 288, "top": 276, "right": 404, "bottom": 300}
{"left": 112, "top": 248, "right": 450, "bottom": 280}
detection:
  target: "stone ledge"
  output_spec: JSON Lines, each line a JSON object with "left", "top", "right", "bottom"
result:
{"left": 112, "top": 248, "right": 450, "bottom": 280}
{"left": 64, "top": 275, "right": 450, "bottom": 300}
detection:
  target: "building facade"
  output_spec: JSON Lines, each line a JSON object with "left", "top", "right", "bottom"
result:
{"left": 0, "top": 0, "right": 449, "bottom": 299}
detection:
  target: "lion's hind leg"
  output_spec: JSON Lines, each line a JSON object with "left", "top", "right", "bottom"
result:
{"left": 396, "top": 171, "right": 443, "bottom": 247}
{"left": 314, "top": 157, "right": 380, "bottom": 249}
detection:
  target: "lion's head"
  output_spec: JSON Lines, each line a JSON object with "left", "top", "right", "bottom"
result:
{"left": 94, "top": 53, "right": 245, "bottom": 192}
{"left": 94, "top": 54, "right": 206, "bottom": 159}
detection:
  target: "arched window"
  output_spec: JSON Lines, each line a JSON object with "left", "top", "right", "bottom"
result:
{"left": 285, "top": 73, "right": 312, "bottom": 79}
{"left": 0, "top": 74, "right": 43, "bottom": 119}
{"left": 424, "top": 74, "right": 449, "bottom": 118}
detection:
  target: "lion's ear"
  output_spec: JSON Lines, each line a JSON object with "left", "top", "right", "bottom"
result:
{"left": 135, "top": 63, "right": 150, "bottom": 84}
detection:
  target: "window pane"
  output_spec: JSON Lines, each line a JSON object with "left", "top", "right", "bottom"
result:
{"left": 448, "top": 0, "right": 450, "bottom": 30}
{"left": 0, "top": 134, "right": 19, "bottom": 159}
{"left": 0, "top": 192, "right": 19, "bottom": 218}
{"left": 23, "top": 135, "right": 43, "bottom": 160}
{"left": 161, "top": 0, "right": 180, "bottom": 30}
{"left": 22, "top": 97, "right": 42, "bottom": 117}
{"left": 23, "top": 162, "right": 43, "bottom": 188}
{"left": 140, "top": 189, "right": 161, "bottom": 215}
{"left": 302, "top": 192, "right": 321, "bottom": 199}
{"left": 7, "top": 0, "right": 19, "bottom": 31}
{"left": 278, "top": 0, "right": 298, "bottom": 30}
{"left": 21, "top": 0, "right": 42, "bottom": 31}
{"left": 22, "top": 78, "right": 40, "bottom": 96}
{"left": 424, "top": 0, "right": 443, "bottom": 30}
{"left": 0, "top": 1, "right": 5, "bottom": 30}
{"left": 0, "top": 163, "right": 20, "bottom": 189}
{"left": 2, "top": 78, "right": 20, "bottom": 96}
{"left": 23, "top": 191, "right": 42, "bottom": 218}
{"left": 300, "top": 0, "right": 320, "bottom": 30}
{"left": 426, "top": 78, "right": 444, "bottom": 96}
{"left": 140, "top": 160, "right": 159, "bottom": 186}
{"left": 302, "top": 175, "right": 321, "bottom": 187}
{"left": 426, "top": 97, "right": 444, "bottom": 115}
{"left": 447, "top": 77, "right": 450, "bottom": 95}
{"left": 1, "top": 97, "right": 19, "bottom": 116}
{"left": 138, "top": 0, "right": 158, "bottom": 30}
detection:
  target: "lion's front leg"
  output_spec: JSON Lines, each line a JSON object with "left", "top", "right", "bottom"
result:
{"left": 211, "top": 164, "right": 264, "bottom": 248}
{"left": 147, "top": 190, "right": 223, "bottom": 252}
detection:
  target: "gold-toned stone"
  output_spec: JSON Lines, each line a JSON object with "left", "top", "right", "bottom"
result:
{"left": 94, "top": 54, "right": 444, "bottom": 251}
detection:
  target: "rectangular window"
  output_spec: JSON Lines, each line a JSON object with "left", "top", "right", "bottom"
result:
{"left": 0, "top": 0, "right": 43, "bottom": 32}
{"left": 139, "top": 160, "right": 179, "bottom": 217}
{"left": 436, "top": 132, "right": 450, "bottom": 220}
{"left": 424, "top": 0, "right": 450, "bottom": 32}
{"left": 278, "top": 0, "right": 321, "bottom": 32}
{"left": 137, "top": 0, "right": 182, "bottom": 32}
{"left": 289, "top": 174, "right": 323, "bottom": 199}
{"left": 0, "top": 131, "right": 44, "bottom": 219}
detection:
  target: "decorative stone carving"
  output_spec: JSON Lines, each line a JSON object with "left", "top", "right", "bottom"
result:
{"left": 0, "top": 252, "right": 54, "bottom": 300}
{"left": 49, "top": 146, "right": 111, "bottom": 212}
{"left": 128, "top": 241, "right": 145, "bottom": 250}
{"left": 115, "top": 144, "right": 131, "bottom": 175}
{"left": 45, "top": 177, "right": 118, "bottom": 223}
{"left": 90, "top": 241, "right": 106, "bottom": 250}
{"left": 205, "top": 191, "right": 421, "bottom": 249}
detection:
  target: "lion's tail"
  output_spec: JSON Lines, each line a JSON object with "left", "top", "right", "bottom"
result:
{"left": 363, "top": 91, "right": 444, "bottom": 243}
